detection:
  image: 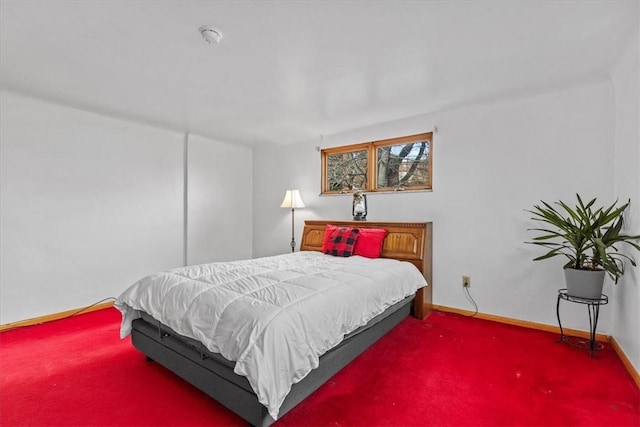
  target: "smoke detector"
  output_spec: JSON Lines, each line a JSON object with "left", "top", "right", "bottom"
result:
{"left": 199, "top": 25, "right": 223, "bottom": 44}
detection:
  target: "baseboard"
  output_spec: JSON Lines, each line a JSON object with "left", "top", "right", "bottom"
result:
{"left": 611, "top": 337, "right": 640, "bottom": 388}
{"left": 432, "top": 304, "right": 610, "bottom": 342}
{"left": 0, "top": 301, "right": 115, "bottom": 332}
{"left": 433, "top": 304, "right": 640, "bottom": 389}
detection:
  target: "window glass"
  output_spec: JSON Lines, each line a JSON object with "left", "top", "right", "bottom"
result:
{"left": 376, "top": 139, "right": 430, "bottom": 190}
{"left": 325, "top": 149, "right": 368, "bottom": 192}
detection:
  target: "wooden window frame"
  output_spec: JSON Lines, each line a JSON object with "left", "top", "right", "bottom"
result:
{"left": 321, "top": 132, "right": 433, "bottom": 194}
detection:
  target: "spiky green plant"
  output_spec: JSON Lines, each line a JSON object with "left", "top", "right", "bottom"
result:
{"left": 526, "top": 194, "right": 640, "bottom": 283}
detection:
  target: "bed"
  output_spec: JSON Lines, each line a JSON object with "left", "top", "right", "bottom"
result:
{"left": 116, "top": 220, "right": 432, "bottom": 426}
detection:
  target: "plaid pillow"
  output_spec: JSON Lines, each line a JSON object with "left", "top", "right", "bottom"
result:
{"left": 324, "top": 227, "right": 360, "bottom": 257}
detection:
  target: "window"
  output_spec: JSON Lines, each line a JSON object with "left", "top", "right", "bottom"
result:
{"left": 321, "top": 132, "right": 432, "bottom": 194}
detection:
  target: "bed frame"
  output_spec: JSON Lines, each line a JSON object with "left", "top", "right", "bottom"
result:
{"left": 130, "top": 220, "right": 432, "bottom": 426}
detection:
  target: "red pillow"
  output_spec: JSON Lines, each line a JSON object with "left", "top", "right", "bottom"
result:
{"left": 354, "top": 228, "right": 388, "bottom": 258}
{"left": 321, "top": 224, "right": 339, "bottom": 253}
{"left": 323, "top": 226, "right": 360, "bottom": 257}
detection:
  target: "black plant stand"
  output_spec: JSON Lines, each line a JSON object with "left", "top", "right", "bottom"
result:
{"left": 556, "top": 289, "right": 608, "bottom": 357}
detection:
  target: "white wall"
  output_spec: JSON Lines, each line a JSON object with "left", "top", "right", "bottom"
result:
{"left": 187, "top": 134, "right": 252, "bottom": 265}
{"left": 611, "top": 25, "right": 640, "bottom": 371}
{"left": 0, "top": 91, "right": 252, "bottom": 324}
{"left": 253, "top": 80, "right": 621, "bottom": 333}
{"left": 0, "top": 91, "right": 183, "bottom": 323}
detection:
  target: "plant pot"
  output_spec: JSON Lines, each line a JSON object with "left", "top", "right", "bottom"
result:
{"left": 564, "top": 268, "right": 605, "bottom": 299}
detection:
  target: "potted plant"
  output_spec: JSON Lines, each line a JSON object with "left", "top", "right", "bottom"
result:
{"left": 526, "top": 194, "right": 640, "bottom": 299}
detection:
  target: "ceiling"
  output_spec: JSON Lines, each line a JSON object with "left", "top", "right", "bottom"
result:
{"left": 1, "top": 1, "right": 637, "bottom": 147}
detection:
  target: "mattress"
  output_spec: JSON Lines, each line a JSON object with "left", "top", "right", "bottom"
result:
{"left": 116, "top": 251, "right": 427, "bottom": 419}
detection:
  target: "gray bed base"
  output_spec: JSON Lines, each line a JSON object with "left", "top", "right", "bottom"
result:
{"left": 130, "top": 295, "right": 413, "bottom": 427}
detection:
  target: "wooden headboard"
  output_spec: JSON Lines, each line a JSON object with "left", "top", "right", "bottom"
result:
{"left": 300, "top": 220, "right": 432, "bottom": 319}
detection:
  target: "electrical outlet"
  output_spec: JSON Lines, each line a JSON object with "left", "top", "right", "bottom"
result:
{"left": 462, "top": 275, "right": 471, "bottom": 287}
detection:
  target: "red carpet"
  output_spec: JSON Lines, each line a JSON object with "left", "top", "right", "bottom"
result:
{"left": 1, "top": 308, "right": 638, "bottom": 426}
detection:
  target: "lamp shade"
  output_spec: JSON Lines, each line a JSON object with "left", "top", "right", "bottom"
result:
{"left": 280, "top": 189, "right": 305, "bottom": 209}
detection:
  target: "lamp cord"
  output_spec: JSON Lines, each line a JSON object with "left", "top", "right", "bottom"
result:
{"left": 463, "top": 286, "right": 478, "bottom": 317}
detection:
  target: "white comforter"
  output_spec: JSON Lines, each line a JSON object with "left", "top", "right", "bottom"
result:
{"left": 116, "top": 251, "right": 427, "bottom": 420}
